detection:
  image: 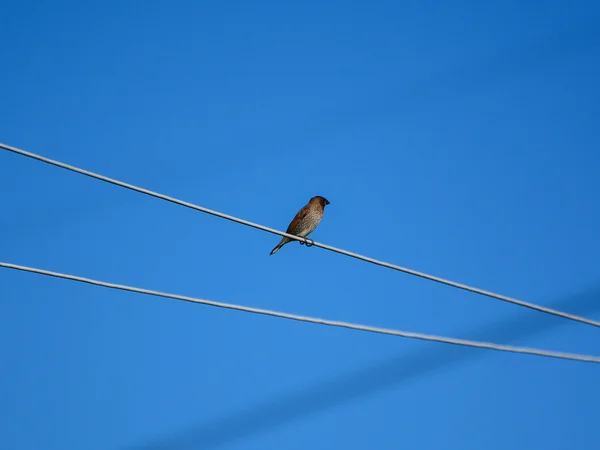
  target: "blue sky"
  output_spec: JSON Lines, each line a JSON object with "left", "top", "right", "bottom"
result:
{"left": 1, "top": 1, "right": 600, "bottom": 449}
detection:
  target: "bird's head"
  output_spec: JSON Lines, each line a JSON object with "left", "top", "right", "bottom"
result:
{"left": 311, "top": 196, "right": 330, "bottom": 208}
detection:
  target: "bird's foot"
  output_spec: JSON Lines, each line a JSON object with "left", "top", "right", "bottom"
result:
{"left": 304, "top": 239, "right": 314, "bottom": 247}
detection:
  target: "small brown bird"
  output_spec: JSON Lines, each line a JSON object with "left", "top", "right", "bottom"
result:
{"left": 270, "top": 195, "right": 331, "bottom": 255}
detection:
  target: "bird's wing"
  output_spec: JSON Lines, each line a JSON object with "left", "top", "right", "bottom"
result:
{"left": 285, "top": 205, "right": 310, "bottom": 234}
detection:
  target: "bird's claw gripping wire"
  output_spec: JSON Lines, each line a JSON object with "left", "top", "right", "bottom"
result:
{"left": 303, "top": 238, "right": 315, "bottom": 247}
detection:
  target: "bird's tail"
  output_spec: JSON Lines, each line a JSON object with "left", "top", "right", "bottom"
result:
{"left": 270, "top": 237, "right": 290, "bottom": 255}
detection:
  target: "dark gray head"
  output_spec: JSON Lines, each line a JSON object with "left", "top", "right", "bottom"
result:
{"left": 310, "top": 196, "right": 330, "bottom": 208}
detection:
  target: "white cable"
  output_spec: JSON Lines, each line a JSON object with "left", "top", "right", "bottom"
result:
{"left": 1, "top": 261, "right": 599, "bottom": 364}
{"left": 2, "top": 142, "right": 600, "bottom": 330}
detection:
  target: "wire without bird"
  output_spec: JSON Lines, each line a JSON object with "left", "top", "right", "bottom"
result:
{"left": 2, "top": 142, "right": 600, "bottom": 330}
{"left": 1, "top": 261, "right": 599, "bottom": 364}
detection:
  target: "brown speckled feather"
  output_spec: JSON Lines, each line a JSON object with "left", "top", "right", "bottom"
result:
{"left": 285, "top": 205, "right": 311, "bottom": 234}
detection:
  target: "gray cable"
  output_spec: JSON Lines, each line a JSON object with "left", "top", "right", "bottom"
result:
{"left": 2, "top": 142, "right": 600, "bottom": 329}
{"left": 1, "top": 261, "right": 599, "bottom": 364}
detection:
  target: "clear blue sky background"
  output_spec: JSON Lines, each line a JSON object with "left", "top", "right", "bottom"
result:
{"left": 1, "top": 1, "right": 599, "bottom": 449}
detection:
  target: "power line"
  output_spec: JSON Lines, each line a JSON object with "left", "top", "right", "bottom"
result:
{"left": 1, "top": 261, "right": 599, "bottom": 364}
{"left": 2, "top": 142, "right": 600, "bottom": 330}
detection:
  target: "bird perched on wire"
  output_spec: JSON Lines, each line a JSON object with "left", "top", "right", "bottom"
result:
{"left": 270, "top": 195, "right": 331, "bottom": 255}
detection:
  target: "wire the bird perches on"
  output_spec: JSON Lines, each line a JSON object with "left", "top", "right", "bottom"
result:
{"left": 2, "top": 142, "right": 600, "bottom": 329}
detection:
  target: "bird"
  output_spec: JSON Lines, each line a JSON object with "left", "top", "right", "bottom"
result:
{"left": 270, "top": 195, "right": 331, "bottom": 255}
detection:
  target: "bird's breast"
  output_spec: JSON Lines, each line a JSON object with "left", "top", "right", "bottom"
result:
{"left": 292, "top": 210, "right": 323, "bottom": 237}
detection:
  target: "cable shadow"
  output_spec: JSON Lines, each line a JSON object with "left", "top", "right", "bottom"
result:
{"left": 125, "top": 286, "right": 600, "bottom": 450}
{"left": 293, "top": 16, "right": 600, "bottom": 142}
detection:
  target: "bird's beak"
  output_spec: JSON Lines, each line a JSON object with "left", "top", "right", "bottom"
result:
{"left": 325, "top": 199, "right": 331, "bottom": 205}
